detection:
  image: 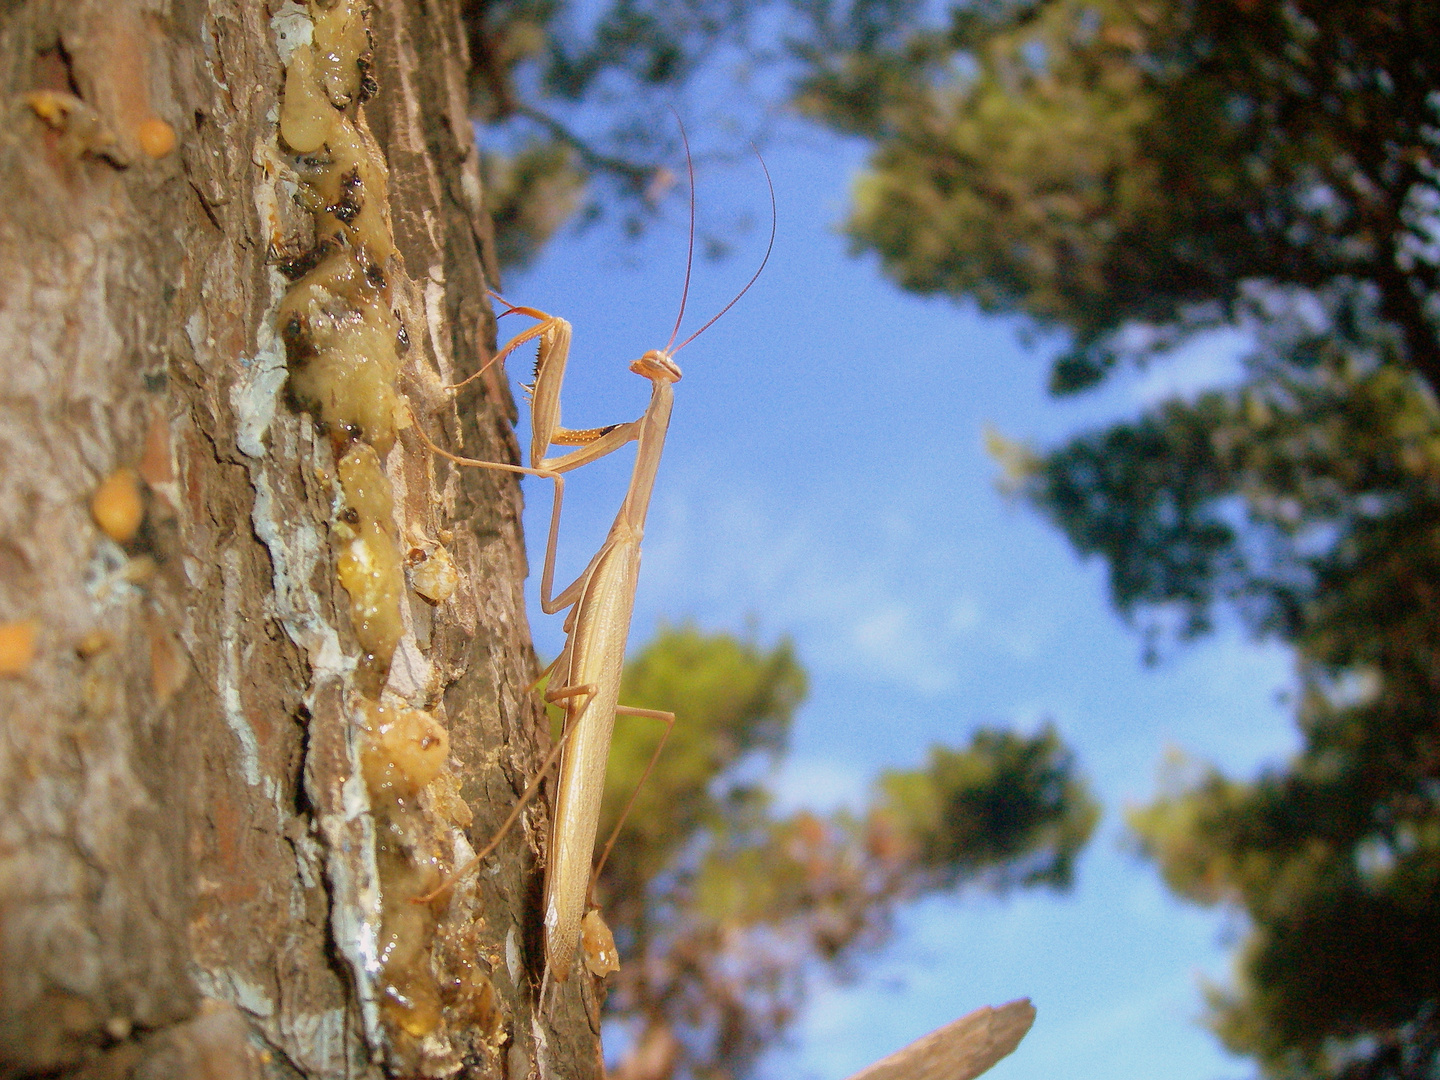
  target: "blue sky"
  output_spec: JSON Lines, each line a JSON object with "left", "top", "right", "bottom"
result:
{"left": 496, "top": 127, "right": 1299, "bottom": 1080}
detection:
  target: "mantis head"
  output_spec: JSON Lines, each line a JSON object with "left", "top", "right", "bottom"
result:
{"left": 631, "top": 350, "right": 683, "bottom": 384}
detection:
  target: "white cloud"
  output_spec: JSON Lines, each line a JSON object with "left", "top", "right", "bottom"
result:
{"left": 642, "top": 479, "right": 991, "bottom": 697}
{"left": 770, "top": 757, "right": 870, "bottom": 815}
{"left": 847, "top": 602, "right": 959, "bottom": 694}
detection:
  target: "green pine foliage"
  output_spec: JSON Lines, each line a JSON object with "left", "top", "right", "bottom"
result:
{"left": 1025, "top": 286, "right": 1440, "bottom": 1078}
{"left": 790, "top": 3, "right": 1440, "bottom": 1073}
{"left": 800, "top": 0, "right": 1440, "bottom": 397}
{"left": 878, "top": 726, "right": 1097, "bottom": 890}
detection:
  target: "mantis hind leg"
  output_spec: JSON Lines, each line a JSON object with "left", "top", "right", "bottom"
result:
{"left": 412, "top": 682, "right": 596, "bottom": 905}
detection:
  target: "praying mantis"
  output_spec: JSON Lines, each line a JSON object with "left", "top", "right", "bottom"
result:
{"left": 413, "top": 134, "right": 774, "bottom": 992}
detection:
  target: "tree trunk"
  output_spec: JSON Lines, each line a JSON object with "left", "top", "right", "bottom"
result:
{"left": 0, "top": 1, "right": 601, "bottom": 1076}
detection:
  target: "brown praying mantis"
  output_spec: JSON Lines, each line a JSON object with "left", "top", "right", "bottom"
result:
{"left": 413, "top": 133, "right": 775, "bottom": 993}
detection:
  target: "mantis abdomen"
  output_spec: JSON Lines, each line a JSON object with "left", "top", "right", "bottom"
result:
{"left": 544, "top": 530, "right": 642, "bottom": 978}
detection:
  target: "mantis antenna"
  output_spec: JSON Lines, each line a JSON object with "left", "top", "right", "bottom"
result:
{"left": 663, "top": 123, "right": 777, "bottom": 358}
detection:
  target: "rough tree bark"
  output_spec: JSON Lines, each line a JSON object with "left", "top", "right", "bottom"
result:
{"left": 0, "top": 1, "right": 601, "bottom": 1077}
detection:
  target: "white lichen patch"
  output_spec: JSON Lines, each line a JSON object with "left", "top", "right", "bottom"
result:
{"left": 83, "top": 538, "right": 145, "bottom": 609}
{"left": 270, "top": 2, "right": 314, "bottom": 66}
{"left": 239, "top": 420, "right": 348, "bottom": 678}
{"left": 228, "top": 288, "right": 289, "bottom": 460}
{"left": 220, "top": 549, "right": 263, "bottom": 788}
{"left": 386, "top": 634, "right": 432, "bottom": 703}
